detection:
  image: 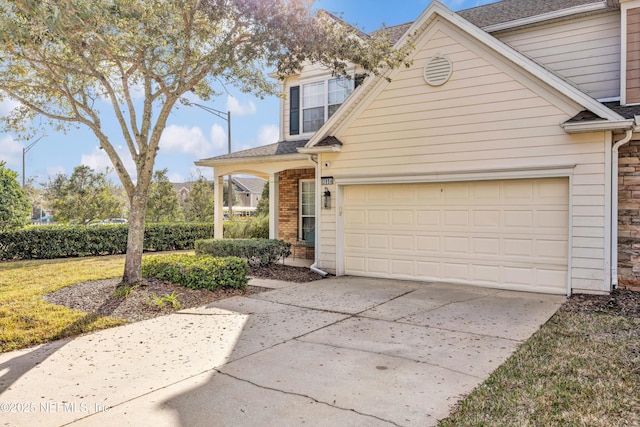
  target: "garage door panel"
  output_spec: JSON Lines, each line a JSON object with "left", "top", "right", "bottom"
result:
{"left": 391, "top": 260, "right": 414, "bottom": 275}
{"left": 368, "top": 258, "right": 389, "bottom": 274}
{"left": 345, "top": 256, "right": 365, "bottom": 272}
{"left": 472, "top": 237, "right": 500, "bottom": 255}
{"left": 391, "top": 210, "right": 413, "bottom": 225}
{"left": 417, "top": 210, "right": 440, "bottom": 226}
{"left": 343, "top": 179, "right": 568, "bottom": 293}
{"left": 472, "top": 265, "right": 500, "bottom": 283}
{"left": 417, "top": 235, "right": 440, "bottom": 252}
{"left": 345, "top": 233, "right": 366, "bottom": 249}
{"left": 443, "top": 236, "right": 469, "bottom": 254}
{"left": 367, "top": 234, "right": 388, "bottom": 249}
{"left": 472, "top": 210, "right": 501, "bottom": 228}
{"left": 367, "top": 210, "right": 389, "bottom": 225}
{"left": 391, "top": 235, "right": 414, "bottom": 250}
{"left": 444, "top": 262, "right": 469, "bottom": 280}
{"left": 417, "top": 261, "right": 440, "bottom": 277}
{"left": 444, "top": 210, "right": 469, "bottom": 226}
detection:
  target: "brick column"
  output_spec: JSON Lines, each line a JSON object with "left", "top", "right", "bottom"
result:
{"left": 278, "top": 168, "right": 315, "bottom": 259}
{"left": 618, "top": 140, "right": 640, "bottom": 286}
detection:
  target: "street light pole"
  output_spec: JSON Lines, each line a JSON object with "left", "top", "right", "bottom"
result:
{"left": 22, "top": 134, "right": 46, "bottom": 188}
{"left": 180, "top": 98, "right": 233, "bottom": 215}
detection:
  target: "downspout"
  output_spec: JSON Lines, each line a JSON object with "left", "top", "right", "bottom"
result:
{"left": 307, "top": 154, "right": 329, "bottom": 277}
{"left": 611, "top": 129, "right": 634, "bottom": 288}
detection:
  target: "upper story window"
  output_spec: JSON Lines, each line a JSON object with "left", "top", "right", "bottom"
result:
{"left": 295, "top": 77, "right": 354, "bottom": 135}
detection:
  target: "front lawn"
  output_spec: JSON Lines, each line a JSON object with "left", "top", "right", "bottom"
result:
{"left": 439, "top": 303, "right": 640, "bottom": 426}
{"left": 0, "top": 256, "right": 127, "bottom": 352}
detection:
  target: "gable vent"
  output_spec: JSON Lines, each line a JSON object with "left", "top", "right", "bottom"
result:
{"left": 424, "top": 55, "right": 452, "bottom": 86}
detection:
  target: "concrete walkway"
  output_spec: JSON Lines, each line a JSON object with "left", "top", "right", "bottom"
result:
{"left": 0, "top": 277, "right": 565, "bottom": 426}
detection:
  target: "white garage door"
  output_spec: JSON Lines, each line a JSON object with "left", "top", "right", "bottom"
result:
{"left": 344, "top": 178, "right": 569, "bottom": 294}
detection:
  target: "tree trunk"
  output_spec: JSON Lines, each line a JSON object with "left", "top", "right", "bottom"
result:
{"left": 122, "top": 192, "right": 147, "bottom": 284}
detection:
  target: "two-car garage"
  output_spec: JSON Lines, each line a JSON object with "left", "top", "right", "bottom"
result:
{"left": 343, "top": 178, "right": 569, "bottom": 294}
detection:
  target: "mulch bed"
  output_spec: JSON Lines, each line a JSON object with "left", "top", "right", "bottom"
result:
{"left": 45, "top": 262, "right": 640, "bottom": 323}
{"left": 560, "top": 287, "right": 640, "bottom": 319}
{"left": 44, "top": 264, "right": 324, "bottom": 323}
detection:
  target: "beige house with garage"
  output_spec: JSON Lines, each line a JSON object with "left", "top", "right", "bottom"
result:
{"left": 197, "top": 0, "right": 640, "bottom": 295}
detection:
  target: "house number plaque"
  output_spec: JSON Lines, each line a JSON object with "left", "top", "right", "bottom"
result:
{"left": 321, "top": 176, "right": 334, "bottom": 185}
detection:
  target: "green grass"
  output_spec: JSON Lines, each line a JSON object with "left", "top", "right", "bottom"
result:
{"left": 0, "top": 256, "right": 128, "bottom": 353}
{"left": 438, "top": 310, "right": 640, "bottom": 426}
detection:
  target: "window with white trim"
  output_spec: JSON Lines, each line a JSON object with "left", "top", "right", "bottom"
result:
{"left": 299, "top": 180, "right": 315, "bottom": 241}
{"left": 301, "top": 77, "right": 353, "bottom": 133}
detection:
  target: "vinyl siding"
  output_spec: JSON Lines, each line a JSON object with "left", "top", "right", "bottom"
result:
{"left": 496, "top": 12, "right": 620, "bottom": 100}
{"left": 317, "top": 20, "right": 608, "bottom": 293}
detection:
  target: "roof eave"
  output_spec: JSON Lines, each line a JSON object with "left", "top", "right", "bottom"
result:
{"left": 297, "top": 145, "right": 342, "bottom": 154}
{"left": 482, "top": 2, "right": 611, "bottom": 33}
{"left": 195, "top": 153, "right": 308, "bottom": 167}
{"left": 561, "top": 119, "right": 636, "bottom": 134}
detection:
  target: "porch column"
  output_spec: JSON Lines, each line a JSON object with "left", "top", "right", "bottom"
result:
{"left": 214, "top": 174, "right": 224, "bottom": 239}
{"left": 269, "top": 172, "right": 279, "bottom": 239}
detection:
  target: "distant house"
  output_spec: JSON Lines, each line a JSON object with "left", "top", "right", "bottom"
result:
{"left": 229, "top": 176, "right": 264, "bottom": 208}
{"left": 172, "top": 177, "right": 265, "bottom": 209}
{"left": 197, "top": 0, "right": 640, "bottom": 296}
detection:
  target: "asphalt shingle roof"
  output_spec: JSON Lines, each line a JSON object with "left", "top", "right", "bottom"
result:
{"left": 200, "top": 139, "right": 309, "bottom": 162}
{"left": 374, "top": 0, "right": 607, "bottom": 45}
{"left": 457, "top": 0, "right": 603, "bottom": 29}
{"left": 203, "top": 0, "right": 618, "bottom": 163}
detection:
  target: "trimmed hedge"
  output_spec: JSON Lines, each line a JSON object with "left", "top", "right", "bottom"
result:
{"left": 141, "top": 254, "right": 248, "bottom": 290}
{"left": 0, "top": 223, "right": 215, "bottom": 260}
{"left": 224, "top": 215, "right": 269, "bottom": 239}
{"left": 195, "top": 238, "right": 291, "bottom": 267}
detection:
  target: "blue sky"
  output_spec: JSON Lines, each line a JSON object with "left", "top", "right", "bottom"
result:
{"left": 0, "top": 0, "right": 497, "bottom": 186}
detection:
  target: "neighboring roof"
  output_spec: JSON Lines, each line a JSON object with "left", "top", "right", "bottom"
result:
{"left": 307, "top": 0, "right": 624, "bottom": 148}
{"left": 232, "top": 177, "right": 266, "bottom": 194}
{"left": 373, "top": 0, "right": 611, "bottom": 45}
{"left": 604, "top": 102, "right": 640, "bottom": 120}
{"left": 371, "top": 22, "right": 413, "bottom": 45}
{"left": 457, "top": 0, "right": 606, "bottom": 29}
{"left": 316, "top": 136, "right": 343, "bottom": 147}
{"left": 198, "top": 139, "right": 309, "bottom": 162}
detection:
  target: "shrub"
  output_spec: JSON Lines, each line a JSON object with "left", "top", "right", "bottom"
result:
{"left": 0, "top": 222, "right": 216, "bottom": 260}
{"left": 223, "top": 215, "right": 269, "bottom": 239}
{"left": 195, "top": 238, "right": 291, "bottom": 267}
{"left": 142, "top": 254, "right": 248, "bottom": 290}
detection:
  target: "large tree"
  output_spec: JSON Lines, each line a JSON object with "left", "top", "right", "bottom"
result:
{"left": 0, "top": 0, "right": 410, "bottom": 283}
{"left": 146, "top": 168, "right": 183, "bottom": 223}
{"left": 0, "top": 161, "right": 31, "bottom": 231}
{"left": 45, "top": 165, "right": 123, "bottom": 225}
{"left": 184, "top": 176, "right": 216, "bottom": 222}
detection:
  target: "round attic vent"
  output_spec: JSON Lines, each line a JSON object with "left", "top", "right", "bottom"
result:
{"left": 423, "top": 55, "right": 452, "bottom": 86}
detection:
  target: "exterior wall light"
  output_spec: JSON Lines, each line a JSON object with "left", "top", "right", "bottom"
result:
{"left": 323, "top": 187, "right": 331, "bottom": 209}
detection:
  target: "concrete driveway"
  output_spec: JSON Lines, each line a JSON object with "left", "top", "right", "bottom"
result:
{"left": 0, "top": 277, "right": 564, "bottom": 426}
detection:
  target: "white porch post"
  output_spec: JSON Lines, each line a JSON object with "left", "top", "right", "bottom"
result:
{"left": 214, "top": 174, "right": 224, "bottom": 239}
{"left": 269, "top": 172, "right": 279, "bottom": 239}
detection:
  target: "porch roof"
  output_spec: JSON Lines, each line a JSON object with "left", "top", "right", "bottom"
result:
{"left": 195, "top": 139, "right": 309, "bottom": 166}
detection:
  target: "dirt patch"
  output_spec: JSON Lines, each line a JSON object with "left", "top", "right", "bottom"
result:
{"left": 560, "top": 288, "right": 640, "bottom": 319}
{"left": 44, "top": 264, "right": 324, "bottom": 323}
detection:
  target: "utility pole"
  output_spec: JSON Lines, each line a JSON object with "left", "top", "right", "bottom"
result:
{"left": 180, "top": 99, "right": 233, "bottom": 215}
{"left": 22, "top": 134, "right": 46, "bottom": 188}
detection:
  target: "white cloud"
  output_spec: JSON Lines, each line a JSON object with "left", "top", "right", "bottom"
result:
{"left": 210, "top": 123, "right": 227, "bottom": 152}
{"left": 168, "top": 171, "right": 186, "bottom": 183}
{"left": 257, "top": 124, "right": 279, "bottom": 146}
{"left": 0, "top": 135, "right": 23, "bottom": 168}
{"left": 46, "top": 165, "right": 66, "bottom": 177}
{"left": 227, "top": 96, "right": 256, "bottom": 116}
{"left": 0, "top": 98, "right": 20, "bottom": 116}
{"left": 160, "top": 124, "right": 216, "bottom": 158}
{"left": 81, "top": 146, "right": 136, "bottom": 182}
